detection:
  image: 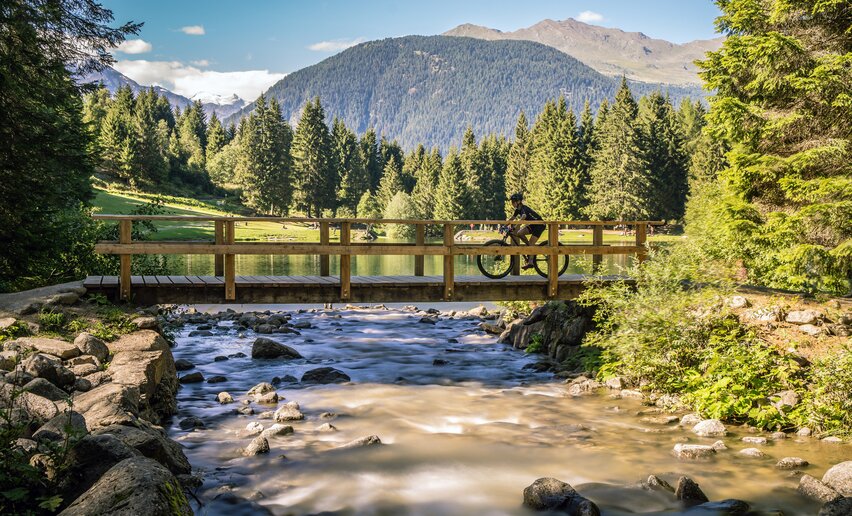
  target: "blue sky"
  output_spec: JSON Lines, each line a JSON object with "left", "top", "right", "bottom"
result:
{"left": 104, "top": 0, "right": 723, "bottom": 100}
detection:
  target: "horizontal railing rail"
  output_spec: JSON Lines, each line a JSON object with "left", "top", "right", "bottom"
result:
{"left": 92, "top": 215, "right": 663, "bottom": 302}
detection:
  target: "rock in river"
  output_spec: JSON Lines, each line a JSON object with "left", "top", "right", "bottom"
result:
{"left": 251, "top": 337, "right": 302, "bottom": 359}
{"left": 521, "top": 477, "right": 600, "bottom": 515}
{"left": 301, "top": 367, "right": 350, "bottom": 384}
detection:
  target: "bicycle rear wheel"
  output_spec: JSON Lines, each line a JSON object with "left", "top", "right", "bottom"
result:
{"left": 532, "top": 241, "right": 569, "bottom": 279}
{"left": 477, "top": 240, "right": 515, "bottom": 279}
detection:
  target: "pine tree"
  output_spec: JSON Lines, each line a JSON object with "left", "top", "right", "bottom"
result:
{"left": 639, "top": 92, "right": 688, "bottom": 220}
{"left": 505, "top": 112, "right": 532, "bottom": 216}
{"left": 477, "top": 135, "right": 509, "bottom": 220}
{"left": 291, "top": 97, "right": 334, "bottom": 217}
{"left": 356, "top": 190, "right": 380, "bottom": 219}
{"left": 691, "top": 0, "right": 851, "bottom": 293}
{"left": 411, "top": 147, "right": 442, "bottom": 222}
{"left": 434, "top": 149, "right": 467, "bottom": 221}
{"left": 459, "top": 127, "right": 484, "bottom": 218}
{"left": 577, "top": 100, "right": 596, "bottom": 209}
{"left": 206, "top": 113, "right": 226, "bottom": 159}
{"left": 132, "top": 88, "right": 169, "bottom": 185}
{"left": 376, "top": 155, "right": 404, "bottom": 213}
{"left": 360, "top": 128, "right": 381, "bottom": 193}
{"left": 332, "top": 118, "right": 368, "bottom": 216}
{"left": 586, "top": 78, "right": 652, "bottom": 220}
{"left": 177, "top": 102, "right": 207, "bottom": 173}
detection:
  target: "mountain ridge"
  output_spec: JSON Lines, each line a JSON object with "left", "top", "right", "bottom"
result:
{"left": 444, "top": 18, "right": 723, "bottom": 85}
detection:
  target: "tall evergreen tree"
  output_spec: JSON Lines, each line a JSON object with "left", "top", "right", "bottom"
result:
{"left": 332, "top": 118, "right": 368, "bottom": 216}
{"left": 577, "top": 100, "right": 596, "bottom": 205}
{"left": 410, "top": 147, "right": 442, "bottom": 221}
{"left": 504, "top": 112, "right": 532, "bottom": 216}
{"left": 586, "top": 78, "right": 652, "bottom": 220}
{"left": 206, "top": 113, "right": 226, "bottom": 159}
{"left": 376, "top": 155, "right": 404, "bottom": 213}
{"left": 132, "top": 87, "right": 169, "bottom": 185}
{"left": 639, "top": 92, "right": 688, "bottom": 220}
{"left": 477, "top": 135, "right": 509, "bottom": 220}
{"left": 434, "top": 149, "right": 467, "bottom": 221}
{"left": 291, "top": 97, "right": 334, "bottom": 217}
{"left": 360, "top": 128, "right": 381, "bottom": 193}
{"left": 459, "top": 127, "right": 485, "bottom": 218}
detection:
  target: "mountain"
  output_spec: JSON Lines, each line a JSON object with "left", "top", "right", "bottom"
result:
{"left": 225, "top": 35, "right": 704, "bottom": 150}
{"left": 444, "top": 18, "right": 723, "bottom": 85}
{"left": 78, "top": 67, "right": 246, "bottom": 120}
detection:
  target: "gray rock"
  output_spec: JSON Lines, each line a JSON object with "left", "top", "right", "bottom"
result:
{"left": 301, "top": 367, "right": 351, "bottom": 384}
{"left": 260, "top": 424, "right": 293, "bottom": 439}
{"left": 338, "top": 435, "right": 383, "bottom": 449}
{"left": 174, "top": 359, "right": 194, "bottom": 371}
{"left": 727, "top": 296, "right": 750, "bottom": 309}
{"left": 738, "top": 448, "right": 766, "bottom": 458}
{"left": 73, "top": 333, "right": 109, "bottom": 363}
{"left": 242, "top": 436, "right": 270, "bottom": 456}
{"left": 207, "top": 375, "right": 227, "bottom": 384}
{"left": 237, "top": 405, "right": 254, "bottom": 416}
{"left": 641, "top": 415, "right": 681, "bottom": 425}
{"left": 770, "top": 390, "right": 800, "bottom": 412}
{"left": 293, "top": 321, "right": 311, "bottom": 329}
{"left": 107, "top": 348, "right": 177, "bottom": 423}
{"left": 786, "top": 310, "right": 821, "bottom": 325}
{"left": 822, "top": 436, "right": 843, "bottom": 444}
{"left": 799, "top": 324, "right": 823, "bottom": 336}
{"left": 819, "top": 497, "right": 852, "bottom": 516}
{"left": 673, "top": 444, "right": 716, "bottom": 460}
{"left": 92, "top": 422, "right": 191, "bottom": 475}
{"left": 23, "top": 377, "right": 69, "bottom": 401}
{"left": 107, "top": 330, "right": 169, "bottom": 354}
{"left": 13, "top": 337, "right": 80, "bottom": 360}
{"left": 771, "top": 431, "right": 787, "bottom": 440}
{"left": 823, "top": 461, "right": 852, "bottom": 497}
{"left": 217, "top": 392, "right": 234, "bottom": 404}
{"left": 242, "top": 422, "right": 264, "bottom": 436}
{"left": 521, "top": 477, "right": 600, "bottom": 515}
{"left": 247, "top": 382, "right": 276, "bottom": 396}
{"left": 66, "top": 355, "right": 99, "bottom": 367}
{"left": 798, "top": 427, "right": 812, "bottom": 436}
{"left": 605, "top": 377, "right": 623, "bottom": 390}
{"left": 178, "top": 416, "right": 204, "bottom": 430}
{"left": 675, "top": 476, "right": 709, "bottom": 506}
{"left": 686, "top": 499, "right": 750, "bottom": 514}
{"left": 70, "top": 363, "right": 99, "bottom": 377}
{"left": 0, "top": 316, "right": 18, "bottom": 330}
{"left": 179, "top": 372, "right": 204, "bottom": 383}
{"left": 33, "top": 411, "right": 87, "bottom": 442}
{"left": 642, "top": 475, "right": 674, "bottom": 493}
{"left": 680, "top": 414, "right": 703, "bottom": 427}
{"left": 131, "top": 316, "right": 159, "bottom": 330}
{"left": 748, "top": 306, "right": 783, "bottom": 322}
{"left": 777, "top": 457, "right": 809, "bottom": 469}
{"left": 419, "top": 316, "right": 437, "bottom": 324}
{"left": 20, "top": 353, "right": 75, "bottom": 387}
{"left": 251, "top": 337, "right": 302, "bottom": 359}
{"left": 0, "top": 350, "right": 20, "bottom": 371}
{"left": 273, "top": 401, "right": 304, "bottom": 421}
{"left": 798, "top": 474, "right": 842, "bottom": 504}
{"left": 692, "top": 419, "right": 727, "bottom": 437}
{"left": 316, "top": 423, "right": 337, "bottom": 432}
{"left": 255, "top": 391, "right": 278, "bottom": 404}
{"left": 741, "top": 436, "right": 767, "bottom": 445}
{"left": 56, "top": 433, "right": 141, "bottom": 508}
{"left": 72, "top": 383, "right": 140, "bottom": 429}
{"left": 58, "top": 457, "right": 191, "bottom": 516}
{"left": 47, "top": 292, "right": 79, "bottom": 306}
{"left": 208, "top": 493, "right": 273, "bottom": 516}
{"left": 712, "top": 440, "right": 727, "bottom": 451}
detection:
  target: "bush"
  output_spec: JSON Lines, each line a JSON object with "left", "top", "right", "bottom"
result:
{"left": 801, "top": 346, "right": 852, "bottom": 436}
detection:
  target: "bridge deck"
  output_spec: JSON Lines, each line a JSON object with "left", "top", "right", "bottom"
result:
{"left": 83, "top": 274, "right": 630, "bottom": 304}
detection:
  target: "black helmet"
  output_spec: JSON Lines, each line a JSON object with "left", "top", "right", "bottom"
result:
{"left": 510, "top": 193, "right": 523, "bottom": 202}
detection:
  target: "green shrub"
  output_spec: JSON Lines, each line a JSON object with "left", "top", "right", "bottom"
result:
{"left": 37, "top": 310, "right": 66, "bottom": 333}
{"left": 525, "top": 333, "right": 544, "bottom": 354}
{"left": 800, "top": 346, "right": 852, "bottom": 436}
{"left": 0, "top": 321, "right": 31, "bottom": 342}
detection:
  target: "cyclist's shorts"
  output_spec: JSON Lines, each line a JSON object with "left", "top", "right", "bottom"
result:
{"left": 527, "top": 223, "right": 545, "bottom": 238}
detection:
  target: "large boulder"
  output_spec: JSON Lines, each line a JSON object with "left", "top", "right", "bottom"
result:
{"left": 273, "top": 401, "right": 304, "bottom": 421}
{"left": 786, "top": 310, "right": 821, "bottom": 325}
{"left": 251, "top": 337, "right": 302, "bottom": 359}
{"left": 32, "top": 411, "right": 87, "bottom": 443}
{"left": 22, "top": 377, "right": 69, "bottom": 402}
{"left": 14, "top": 337, "right": 80, "bottom": 360}
{"left": 19, "top": 353, "right": 75, "bottom": 387}
{"left": 107, "top": 330, "right": 170, "bottom": 354}
{"left": 502, "top": 302, "right": 596, "bottom": 363}
{"left": 692, "top": 419, "right": 727, "bottom": 437}
{"left": 93, "top": 421, "right": 191, "bottom": 475}
{"left": 0, "top": 382, "right": 63, "bottom": 424}
{"left": 799, "top": 474, "right": 842, "bottom": 504}
{"left": 74, "top": 333, "right": 109, "bottom": 363}
{"left": 819, "top": 497, "right": 852, "bottom": 516}
{"left": 58, "top": 457, "right": 191, "bottom": 516}
{"left": 522, "top": 477, "right": 600, "bottom": 515}
{"left": 823, "top": 462, "right": 852, "bottom": 497}
{"left": 72, "top": 383, "right": 141, "bottom": 429}
{"left": 56, "top": 434, "right": 141, "bottom": 510}
{"left": 301, "top": 367, "right": 350, "bottom": 384}
{"left": 675, "top": 476, "right": 709, "bottom": 506}
{"left": 108, "top": 348, "right": 178, "bottom": 423}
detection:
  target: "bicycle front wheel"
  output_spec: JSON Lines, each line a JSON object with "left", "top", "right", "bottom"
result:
{"left": 477, "top": 240, "right": 514, "bottom": 279}
{"left": 532, "top": 241, "right": 569, "bottom": 279}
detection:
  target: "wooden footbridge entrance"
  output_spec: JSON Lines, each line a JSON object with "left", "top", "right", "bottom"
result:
{"left": 84, "top": 216, "right": 657, "bottom": 305}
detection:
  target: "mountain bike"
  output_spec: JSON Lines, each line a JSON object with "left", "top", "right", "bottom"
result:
{"left": 476, "top": 225, "right": 569, "bottom": 279}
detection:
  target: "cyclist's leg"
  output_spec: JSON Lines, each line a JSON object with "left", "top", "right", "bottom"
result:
{"left": 516, "top": 226, "right": 534, "bottom": 267}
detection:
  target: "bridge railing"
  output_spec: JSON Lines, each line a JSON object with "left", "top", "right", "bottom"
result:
{"left": 92, "top": 215, "right": 662, "bottom": 302}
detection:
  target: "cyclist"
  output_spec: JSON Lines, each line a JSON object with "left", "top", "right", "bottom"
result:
{"left": 508, "top": 193, "right": 545, "bottom": 269}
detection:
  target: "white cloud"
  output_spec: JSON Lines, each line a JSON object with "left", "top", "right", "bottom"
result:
{"left": 191, "top": 59, "right": 210, "bottom": 67}
{"left": 307, "top": 37, "right": 365, "bottom": 52}
{"left": 114, "top": 60, "right": 286, "bottom": 101}
{"left": 577, "top": 11, "right": 604, "bottom": 23}
{"left": 181, "top": 25, "right": 205, "bottom": 35}
{"left": 115, "top": 39, "right": 152, "bottom": 54}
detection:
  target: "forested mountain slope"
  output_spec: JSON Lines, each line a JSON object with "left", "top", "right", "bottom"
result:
{"left": 225, "top": 35, "right": 704, "bottom": 149}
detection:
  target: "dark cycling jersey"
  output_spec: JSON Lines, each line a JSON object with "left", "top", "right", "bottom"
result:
{"left": 512, "top": 204, "right": 542, "bottom": 221}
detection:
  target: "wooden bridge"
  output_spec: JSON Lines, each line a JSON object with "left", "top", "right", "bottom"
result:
{"left": 84, "top": 216, "right": 658, "bottom": 305}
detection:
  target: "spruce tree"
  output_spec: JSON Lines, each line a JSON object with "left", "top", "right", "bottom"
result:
{"left": 478, "top": 135, "right": 509, "bottom": 220}
{"left": 332, "top": 118, "right": 368, "bottom": 216}
{"left": 459, "top": 127, "right": 484, "bottom": 219}
{"left": 132, "top": 88, "right": 169, "bottom": 185}
{"left": 434, "top": 149, "right": 467, "bottom": 221}
{"left": 360, "top": 128, "right": 382, "bottom": 193}
{"left": 206, "top": 113, "right": 226, "bottom": 159}
{"left": 291, "top": 97, "right": 334, "bottom": 217}
{"left": 586, "top": 79, "right": 652, "bottom": 221}
{"left": 504, "top": 112, "right": 532, "bottom": 216}
{"left": 376, "top": 155, "right": 404, "bottom": 213}
{"left": 639, "top": 92, "right": 688, "bottom": 220}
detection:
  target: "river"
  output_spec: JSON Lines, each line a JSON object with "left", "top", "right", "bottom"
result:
{"left": 168, "top": 305, "right": 844, "bottom": 515}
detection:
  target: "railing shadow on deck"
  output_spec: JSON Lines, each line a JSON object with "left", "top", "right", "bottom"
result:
{"left": 90, "top": 215, "right": 662, "bottom": 302}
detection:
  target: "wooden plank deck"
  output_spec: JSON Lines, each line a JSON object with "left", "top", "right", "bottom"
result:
{"left": 83, "top": 274, "right": 632, "bottom": 305}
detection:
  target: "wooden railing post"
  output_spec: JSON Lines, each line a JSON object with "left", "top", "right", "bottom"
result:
{"left": 340, "top": 222, "right": 351, "bottom": 301}
{"left": 414, "top": 224, "right": 425, "bottom": 276}
{"left": 320, "top": 221, "right": 330, "bottom": 276}
{"left": 443, "top": 223, "right": 454, "bottom": 300}
{"left": 214, "top": 221, "right": 224, "bottom": 276}
{"left": 119, "top": 219, "right": 131, "bottom": 301}
{"left": 548, "top": 222, "right": 559, "bottom": 299}
{"left": 592, "top": 225, "right": 603, "bottom": 271}
{"left": 636, "top": 222, "right": 648, "bottom": 264}
{"left": 224, "top": 220, "right": 236, "bottom": 300}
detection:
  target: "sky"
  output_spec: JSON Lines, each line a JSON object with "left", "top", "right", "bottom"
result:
{"left": 103, "top": 0, "right": 723, "bottom": 101}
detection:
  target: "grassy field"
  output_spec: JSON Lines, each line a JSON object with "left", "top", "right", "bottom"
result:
{"left": 93, "top": 189, "right": 682, "bottom": 245}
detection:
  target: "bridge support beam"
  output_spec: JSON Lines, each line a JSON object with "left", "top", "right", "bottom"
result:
{"left": 592, "top": 226, "right": 603, "bottom": 271}
{"left": 224, "top": 221, "right": 236, "bottom": 300}
{"left": 214, "top": 221, "right": 224, "bottom": 276}
{"left": 340, "top": 222, "right": 351, "bottom": 301}
{"left": 443, "top": 224, "right": 454, "bottom": 300}
{"left": 119, "top": 220, "right": 131, "bottom": 301}
{"left": 414, "top": 224, "right": 425, "bottom": 276}
{"left": 320, "top": 222, "right": 330, "bottom": 276}
{"left": 548, "top": 222, "right": 559, "bottom": 299}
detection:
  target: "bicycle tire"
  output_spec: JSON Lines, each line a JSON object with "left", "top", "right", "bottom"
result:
{"left": 477, "top": 240, "right": 514, "bottom": 279}
{"left": 532, "top": 241, "right": 569, "bottom": 279}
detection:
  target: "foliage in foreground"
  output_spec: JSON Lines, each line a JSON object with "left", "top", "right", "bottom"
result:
{"left": 578, "top": 244, "right": 850, "bottom": 435}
